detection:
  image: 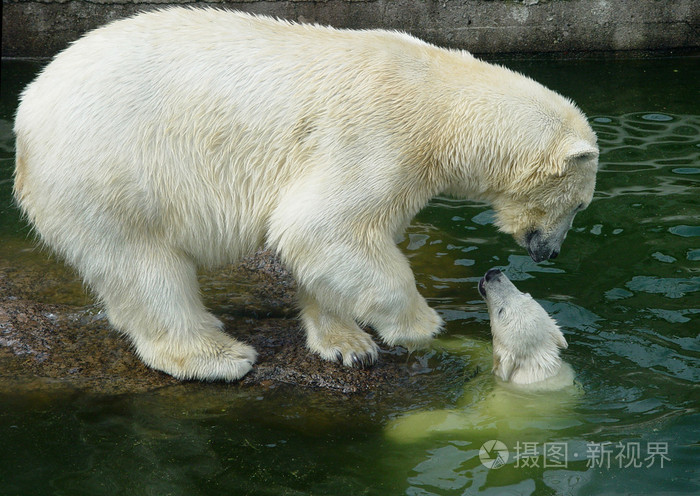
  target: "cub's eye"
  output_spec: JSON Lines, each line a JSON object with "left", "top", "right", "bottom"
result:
{"left": 576, "top": 203, "right": 585, "bottom": 211}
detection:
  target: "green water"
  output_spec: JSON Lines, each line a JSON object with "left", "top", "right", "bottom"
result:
{"left": 1, "top": 56, "right": 698, "bottom": 495}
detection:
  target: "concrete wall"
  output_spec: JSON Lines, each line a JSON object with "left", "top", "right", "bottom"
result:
{"left": 3, "top": 0, "right": 699, "bottom": 58}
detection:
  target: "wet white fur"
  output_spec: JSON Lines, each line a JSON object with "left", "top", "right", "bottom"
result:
{"left": 483, "top": 272, "right": 571, "bottom": 387}
{"left": 14, "top": 8, "right": 597, "bottom": 381}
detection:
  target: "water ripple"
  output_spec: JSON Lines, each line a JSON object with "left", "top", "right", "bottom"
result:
{"left": 593, "top": 113, "right": 700, "bottom": 175}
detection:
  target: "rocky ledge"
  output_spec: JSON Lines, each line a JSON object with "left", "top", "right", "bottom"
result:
{"left": 1, "top": 251, "right": 448, "bottom": 396}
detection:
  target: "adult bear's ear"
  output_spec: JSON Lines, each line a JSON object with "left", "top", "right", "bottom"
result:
{"left": 552, "top": 141, "right": 599, "bottom": 177}
{"left": 567, "top": 141, "right": 599, "bottom": 163}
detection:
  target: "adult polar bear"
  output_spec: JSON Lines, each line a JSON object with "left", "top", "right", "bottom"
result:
{"left": 14, "top": 8, "right": 598, "bottom": 381}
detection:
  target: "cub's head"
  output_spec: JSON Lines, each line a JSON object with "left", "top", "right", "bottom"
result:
{"left": 478, "top": 269, "right": 569, "bottom": 386}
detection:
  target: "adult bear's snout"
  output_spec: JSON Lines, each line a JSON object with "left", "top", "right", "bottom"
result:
{"left": 526, "top": 230, "right": 560, "bottom": 263}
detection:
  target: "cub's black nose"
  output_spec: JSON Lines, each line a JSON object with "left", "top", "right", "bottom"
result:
{"left": 479, "top": 268, "right": 502, "bottom": 298}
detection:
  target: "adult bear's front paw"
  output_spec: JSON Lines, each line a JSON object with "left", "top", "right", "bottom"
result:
{"left": 135, "top": 328, "right": 257, "bottom": 381}
{"left": 379, "top": 304, "right": 443, "bottom": 352}
{"left": 304, "top": 322, "right": 380, "bottom": 368}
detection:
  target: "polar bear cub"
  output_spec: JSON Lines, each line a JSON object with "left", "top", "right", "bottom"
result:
{"left": 478, "top": 268, "right": 573, "bottom": 389}
{"left": 385, "top": 270, "right": 576, "bottom": 442}
{"left": 14, "top": 8, "right": 598, "bottom": 381}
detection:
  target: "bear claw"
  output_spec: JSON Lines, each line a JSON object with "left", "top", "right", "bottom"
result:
{"left": 330, "top": 350, "right": 377, "bottom": 369}
{"left": 350, "top": 352, "right": 376, "bottom": 369}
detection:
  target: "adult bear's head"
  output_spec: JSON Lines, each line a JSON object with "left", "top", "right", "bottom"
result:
{"left": 438, "top": 60, "right": 599, "bottom": 263}
{"left": 491, "top": 106, "right": 598, "bottom": 263}
{"left": 489, "top": 129, "right": 599, "bottom": 263}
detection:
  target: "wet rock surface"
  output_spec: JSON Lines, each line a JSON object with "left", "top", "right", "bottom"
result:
{"left": 0, "top": 251, "right": 444, "bottom": 396}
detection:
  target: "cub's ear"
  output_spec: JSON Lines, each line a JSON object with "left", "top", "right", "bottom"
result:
{"left": 551, "top": 141, "right": 599, "bottom": 177}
